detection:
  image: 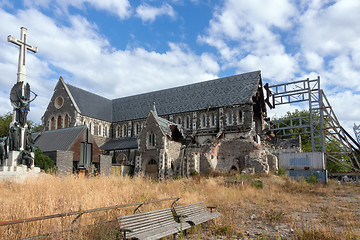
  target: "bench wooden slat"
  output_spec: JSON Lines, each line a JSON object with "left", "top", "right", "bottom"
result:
{"left": 117, "top": 201, "right": 219, "bottom": 240}
{"left": 117, "top": 207, "right": 190, "bottom": 240}
{"left": 173, "top": 202, "right": 221, "bottom": 226}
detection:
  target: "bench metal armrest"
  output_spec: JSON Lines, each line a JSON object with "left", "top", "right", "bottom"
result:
{"left": 119, "top": 228, "right": 133, "bottom": 240}
{"left": 207, "top": 206, "right": 217, "bottom": 213}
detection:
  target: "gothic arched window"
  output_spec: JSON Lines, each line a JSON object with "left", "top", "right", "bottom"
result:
{"left": 98, "top": 124, "right": 102, "bottom": 136}
{"left": 201, "top": 114, "right": 207, "bottom": 128}
{"left": 148, "top": 131, "right": 155, "bottom": 147}
{"left": 50, "top": 117, "right": 55, "bottom": 130}
{"left": 211, "top": 113, "right": 216, "bottom": 127}
{"left": 186, "top": 116, "right": 190, "bottom": 129}
{"left": 227, "top": 111, "right": 233, "bottom": 125}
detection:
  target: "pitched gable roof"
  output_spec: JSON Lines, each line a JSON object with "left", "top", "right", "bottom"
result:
{"left": 66, "top": 84, "right": 112, "bottom": 122}
{"left": 34, "top": 126, "right": 86, "bottom": 152}
{"left": 61, "top": 71, "right": 262, "bottom": 123}
{"left": 112, "top": 71, "right": 262, "bottom": 122}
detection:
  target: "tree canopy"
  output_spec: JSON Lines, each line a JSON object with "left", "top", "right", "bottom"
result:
{"left": 0, "top": 112, "right": 43, "bottom": 137}
{"left": 272, "top": 109, "right": 351, "bottom": 172}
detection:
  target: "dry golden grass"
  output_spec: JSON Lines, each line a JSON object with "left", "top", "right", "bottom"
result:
{"left": 0, "top": 173, "right": 359, "bottom": 239}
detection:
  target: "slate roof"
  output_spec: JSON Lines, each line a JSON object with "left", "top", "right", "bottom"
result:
{"left": 112, "top": 71, "right": 261, "bottom": 122}
{"left": 64, "top": 71, "right": 261, "bottom": 123}
{"left": 66, "top": 84, "right": 112, "bottom": 122}
{"left": 34, "top": 126, "right": 86, "bottom": 152}
{"left": 100, "top": 138, "right": 138, "bottom": 151}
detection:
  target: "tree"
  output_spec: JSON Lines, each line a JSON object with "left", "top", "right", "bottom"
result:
{"left": 272, "top": 109, "right": 312, "bottom": 152}
{"left": 0, "top": 112, "right": 12, "bottom": 137}
{"left": 273, "top": 109, "right": 349, "bottom": 172}
{"left": 34, "top": 147, "right": 55, "bottom": 172}
{"left": 0, "top": 112, "right": 43, "bottom": 137}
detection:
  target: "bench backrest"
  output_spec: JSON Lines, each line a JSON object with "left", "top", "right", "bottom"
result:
{"left": 173, "top": 202, "right": 207, "bottom": 217}
{"left": 117, "top": 208, "right": 176, "bottom": 234}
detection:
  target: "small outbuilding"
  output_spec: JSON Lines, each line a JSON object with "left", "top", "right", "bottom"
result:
{"left": 34, "top": 125, "right": 111, "bottom": 175}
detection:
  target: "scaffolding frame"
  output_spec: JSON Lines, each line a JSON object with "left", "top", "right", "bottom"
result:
{"left": 354, "top": 124, "right": 360, "bottom": 145}
{"left": 266, "top": 77, "right": 360, "bottom": 171}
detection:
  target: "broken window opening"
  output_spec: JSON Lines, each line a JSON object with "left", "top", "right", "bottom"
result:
{"left": 238, "top": 110, "right": 243, "bottom": 124}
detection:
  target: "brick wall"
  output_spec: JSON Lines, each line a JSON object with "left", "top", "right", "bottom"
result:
{"left": 44, "top": 150, "right": 74, "bottom": 175}
{"left": 99, "top": 154, "right": 112, "bottom": 176}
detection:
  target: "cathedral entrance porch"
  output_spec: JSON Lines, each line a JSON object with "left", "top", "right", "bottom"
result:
{"left": 144, "top": 159, "right": 158, "bottom": 179}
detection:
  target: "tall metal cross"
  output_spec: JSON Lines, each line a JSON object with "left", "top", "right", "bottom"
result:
{"left": 7, "top": 27, "right": 38, "bottom": 83}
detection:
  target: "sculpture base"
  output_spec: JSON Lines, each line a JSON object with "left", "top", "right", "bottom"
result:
{"left": 0, "top": 150, "right": 39, "bottom": 182}
{"left": 0, "top": 165, "right": 41, "bottom": 182}
{"left": 5, "top": 150, "right": 35, "bottom": 169}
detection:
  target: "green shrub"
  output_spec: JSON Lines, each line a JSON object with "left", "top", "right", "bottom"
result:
{"left": 276, "top": 168, "right": 286, "bottom": 176}
{"left": 307, "top": 173, "right": 318, "bottom": 184}
{"left": 34, "top": 147, "right": 55, "bottom": 172}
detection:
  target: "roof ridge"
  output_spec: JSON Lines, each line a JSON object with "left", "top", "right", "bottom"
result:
{"left": 111, "top": 70, "right": 261, "bottom": 102}
{"left": 40, "top": 125, "right": 86, "bottom": 133}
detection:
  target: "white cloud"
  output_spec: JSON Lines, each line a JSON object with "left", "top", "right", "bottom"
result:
{"left": 298, "top": 0, "right": 360, "bottom": 93}
{"left": 23, "top": 0, "right": 131, "bottom": 19}
{"left": 0, "top": 7, "right": 219, "bottom": 123}
{"left": 136, "top": 3, "right": 176, "bottom": 23}
{"left": 199, "top": 0, "right": 298, "bottom": 82}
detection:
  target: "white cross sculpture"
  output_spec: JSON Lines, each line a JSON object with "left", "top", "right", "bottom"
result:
{"left": 7, "top": 27, "right": 38, "bottom": 84}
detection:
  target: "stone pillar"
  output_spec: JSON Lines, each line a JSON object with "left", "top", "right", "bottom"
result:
{"left": 128, "top": 121, "right": 132, "bottom": 137}
{"left": 135, "top": 155, "right": 142, "bottom": 176}
{"left": 158, "top": 149, "right": 166, "bottom": 180}
{"left": 219, "top": 108, "right": 224, "bottom": 130}
{"left": 192, "top": 112, "right": 197, "bottom": 133}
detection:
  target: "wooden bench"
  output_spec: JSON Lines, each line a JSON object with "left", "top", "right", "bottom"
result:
{"left": 172, "top": 202, "right": 221, "bottom": 226}
{"left": 117, "top": 208, "right": 191, "bottom": 240}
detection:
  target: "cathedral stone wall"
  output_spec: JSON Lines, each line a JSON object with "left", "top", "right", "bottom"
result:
{"left": 42, "top": 81, "right": 77, "bottom": 131}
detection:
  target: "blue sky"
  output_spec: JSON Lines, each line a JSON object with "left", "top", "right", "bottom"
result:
{"left": 0, "top": 0, "right": 359, "bottom": 135}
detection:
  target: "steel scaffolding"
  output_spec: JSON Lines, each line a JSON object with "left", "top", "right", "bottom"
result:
{"left": 266, "top": 77, "right": 360, "bottom": 171}
{"left": 354, "top": 124, "right": 360, "bottom": 145}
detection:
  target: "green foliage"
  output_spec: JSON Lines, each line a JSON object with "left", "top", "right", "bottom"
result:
{"left": 0, "top": 112, "right": 43, "bottom": 136}
{"left": 307, "top": 173, "right": 318, "bottom": 184}
{"left": 0, "top": 112, "right": 12, "bottom": 137}
{"left": 276, "top": 168, "right": 286, "bottom": 176}
{"left": 274, "top": 109, "right": 354, "bottom": 172}
{"left": 28, "top": 121, "right": 43, "bottom": 133}
{"left": 273, "top": 109, "right": 313, "bottom": 152}
{"left": 34, "top": 147, "right": 55, "bottom": 171}
{"left": 251, "top": 178, "right": 263, "bottom": 189}
{"left": 190, "top": 170, "right": 199, "bottom": 176}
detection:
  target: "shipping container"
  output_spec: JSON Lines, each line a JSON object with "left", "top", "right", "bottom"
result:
{"left": 279, "top": 152, "right": 325, "bottom": 170}
{"left": 289, "top": 170, "right": 328, "bottom": 184}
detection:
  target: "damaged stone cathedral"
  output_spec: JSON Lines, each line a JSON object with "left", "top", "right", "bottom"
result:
{"left": 39, "top": 70, "right": 279, "bottom": 178}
